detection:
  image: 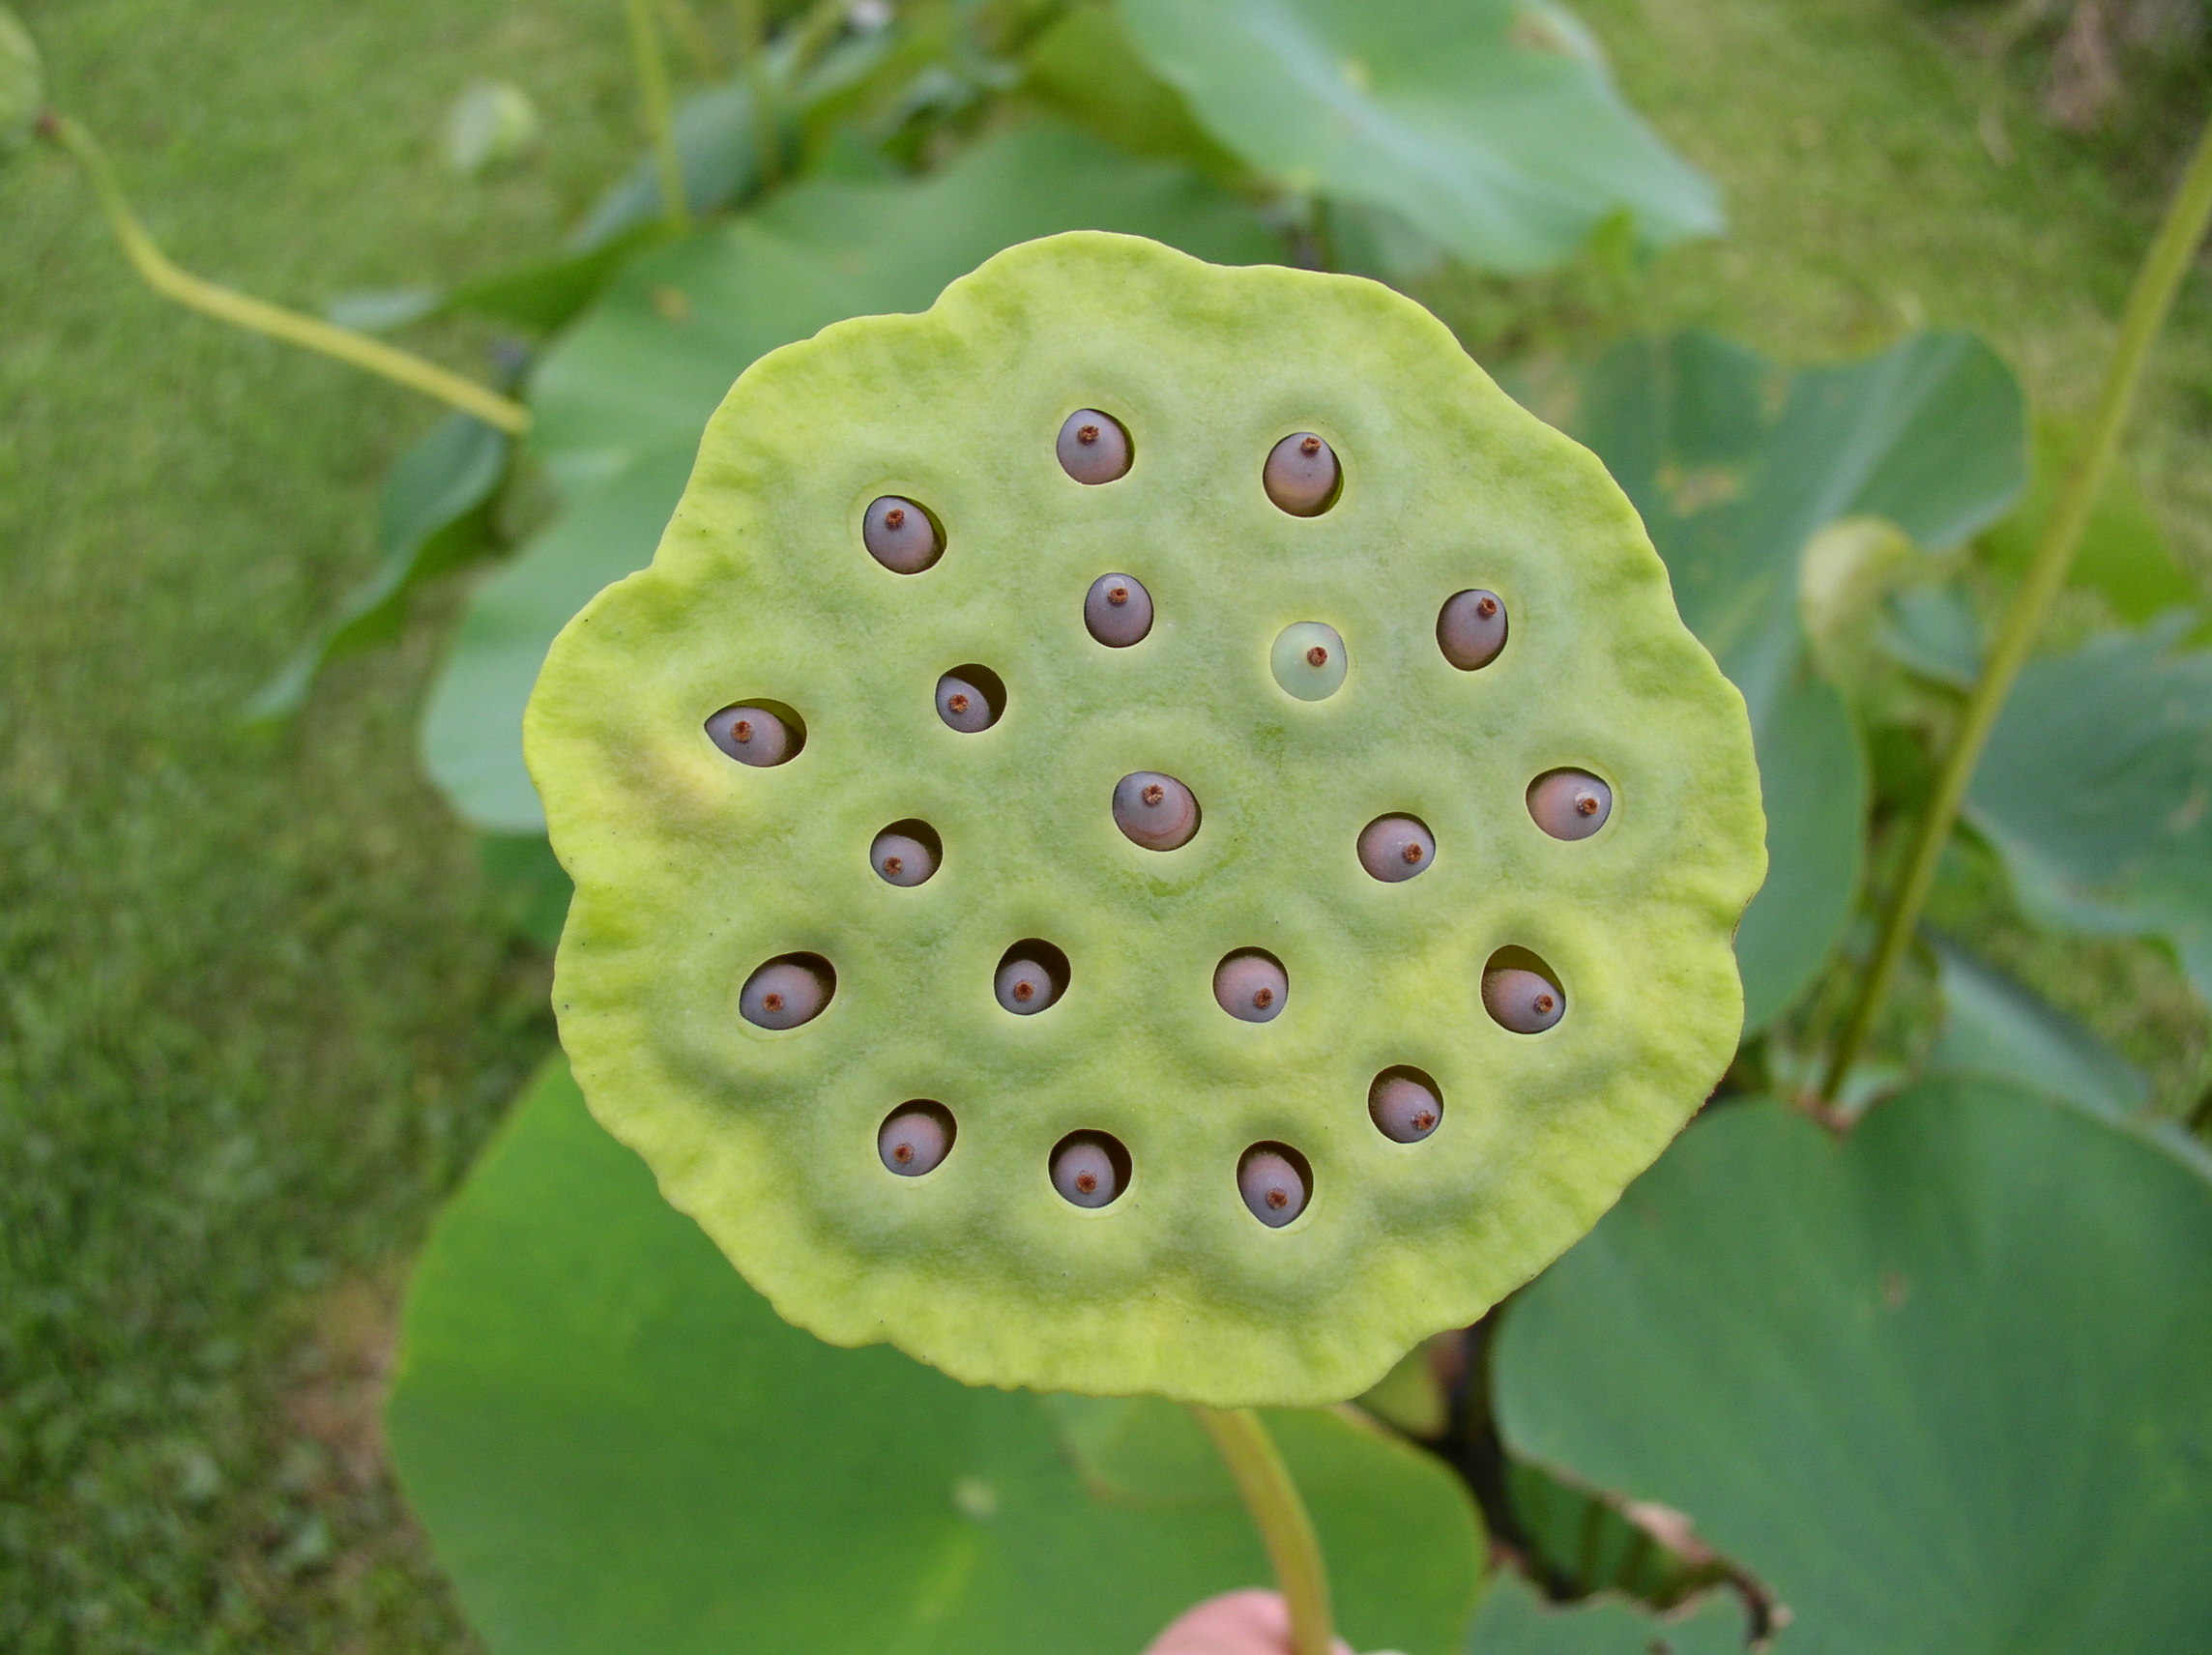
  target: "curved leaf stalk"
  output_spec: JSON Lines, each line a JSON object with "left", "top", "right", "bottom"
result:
{"left": 1189, "top": 1407, "right": 1335, "bottom": 1655}
{"left": 626, "top": 0, "right": 690, "bottom": 232}
{"left": 41, "top": 114, "right": 529, "bottom": 434}
{"left": 1819, "top": 108, "right": 2212, "bottom": 1105}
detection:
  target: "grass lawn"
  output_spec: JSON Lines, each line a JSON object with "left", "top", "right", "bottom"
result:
{"left": 1, "top": 0, "right": 2204, "bottom": 1649}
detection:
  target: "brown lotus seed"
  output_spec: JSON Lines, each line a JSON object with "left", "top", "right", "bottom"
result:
{"left": 1213, "top": 951, "right": 1289, "bottom": 1024}
{"left": 1114, "top": 771, "right": 1200, "bottom": 851}
{"left": 1057, "top": 409, "right": 1132, "bottom": 484}
{"left": 1484, "top": 966, "right": 1564, "bottom": 1034}
{"left": 706, "top": 703, "right": 799, "bottom": 766}
{"left": 740, "top": 955, "right": 833, "bottom": 1031}
{"left": 1438, "top": 589, "right": 1508, "bottom": 670}
{"left": 1264, "top": 431, "right": 1340, "bottom": 515}
{"left": 1052, "top": 1132, "right": 1125, "bottom": 1208}
{"left": 870, "top": 823, "right": 940, "bottom": 886}
{"left": 879, "top": 1104, "right": 953, "bottom": 1176}
{"left": 862, "top": 495, "right": 943, "bottom": 573}
{"left": 1357, "top": 815, "right": 1434, "bottom": 882}
{"left": 1528, "top": 769, "right": 1614, "bottom": 841}
{"left": 1237, "top": 1144, "right": 1310, "bottom": 1227}
{"left": 1084, "top": 572, "right": 1153, "bottom": 647}
{"left": 1369, "top": 1070, "right": 1443, "bottom": 1143}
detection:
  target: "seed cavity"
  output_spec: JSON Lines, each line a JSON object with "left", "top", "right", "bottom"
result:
{"left": 1483, "top": 948, "right": 1565, "bottom": 1034}
{"left": 1085, "top": 572, "right": 1154, "bottom": 647}
{"left": 1438, "top": 589, "right": 1508, "bottom": 670}
{"left": 936, "top": 663, "right": 1005, "bottom": 733}
{"left": 862, "top": 495, "right": 944, "bottom": 573}
{"left": 1237, "top": 1143, "right": 1311, "bottom": 1228}
{"left": 1051, "top": 1131, "right": 1129, "bottom": 1208}
{"left": 1357, "top": 815, "right": 1434, "bottom": 883}
{"left": 1057, "top": 409, "right": 1133, "bottom": 484}
{"left": 740, "top": 952, "right": 835, "bottom": 1031}
{"left": 1528, "top": 769, "right": 1613, "bottom": 841}
{"left": 879, "top": 1102, "right": 954, "bottom": 1176}
{"left": 994, "top": 940, "right": 1070, "bottom": 1016}
{"left": 1264, "top": 431, "right": 1340, "bottom": 516}
{"left": 1213, "top": 950, "right": 1289, "bottom": 1023}
{"left": 870, "top": 820, "right": 942, "bottom": 886}
{"left": 1113, "top": 770, "right": 1200, "bottom": 851}
{"left": 1270, "top": 622, "right": 1348, "bottom": 700}
{"left": 706, "top": 701, "right": 804, "bottom": 767}
{"left": 1369, "top": 1067, "right": 1443, "bottom": 1143}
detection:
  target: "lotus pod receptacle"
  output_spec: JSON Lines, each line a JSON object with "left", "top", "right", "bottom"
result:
{"left": 524, "top": 231, "right": 1765, "bottom": 1407}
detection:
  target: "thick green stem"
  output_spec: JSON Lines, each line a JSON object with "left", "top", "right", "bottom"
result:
{"left": 1819, "top": 109, "right": 2212, "bottom": 1104}
{"left": 734, "top": 0, "right": 780, "bottom": 189}
{"left": 626, "top": 0, "right": 690, "bottom": 232}
{"left": 1190, "top": 1407, "right": 1334, "bottom": 1655}
{"left": 41, "top": 114, "right": 529, "bottom": 434}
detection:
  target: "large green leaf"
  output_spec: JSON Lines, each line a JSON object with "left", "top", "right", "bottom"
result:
{"left": 1495, "top": 1082, "right": 2212, "bottom": 1655}
{"left": 388, "top": 1060, "right": 1485, "bottom": 1655}
{"left": 1467, "top": 1576, "right": 1755, "bottom": 1655}
{"left": 423, "top": 123, "right": 1278, "bottom": 830}
{"left": 1572, "top": 332, "right": 2025, "bottom": 1029}
{"left": 1116, "top": 0, "right": 1718, "bottom": 273}
{"left": 1967, "top": 614, "right": 2212, "bottom": 1006}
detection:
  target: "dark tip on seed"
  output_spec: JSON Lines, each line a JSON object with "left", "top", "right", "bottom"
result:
{"left": 995, "top": 940, "right": 1069, "bottom": 1016}
{"left": 740, "top": 953, "right": 834, "bottom": 1031}
{"left": 936, "top": 665, "right": 1004, "bottom": 733}
{"left": 707, "top": 702, "right": 803, "bottom": 766}
{"left": 879, "top": 1102, "right": 953, "bottom": 1176}
{"left": 1483, "top": 953, "right": 1565, "bottom": 1034}
{"left": 1052, "top": 1131, "right": 1127, "bottom": 1208}
{"left": 1265, "top": 431, "right": 1340, "bottom": 515}
{"left": 1528, "top": 769, "right": 1614, "bottom": 841}
{"left": 1085, "top": 572, "right": 1153, "bottom": 647}
{"left": 1357, "top": 815, "right": 1434, "bottom": 883}
{"left": 1237, "top": 1144, "right": 1310, "bottom": 1228}
{"left": 1438, "top": 589, "right": 1508, "bottom": 670}
{"left": 863, "top": 495, "right": 943, "bottom": 573}
{"left": 1114, "top": 771, "right": 1200, "bottom": 851}
{"left": 1306, "top": 646, "right": 1328, "bottom": 667}
{"left": 871, "top": 822, "right": 941, "bottom": 886}
{"left": 1214, "top": 950, "right": 1289, "bottom": 1023}
{"left": 1058, "top": 409, "right": 1132, "bottom": 484}
{"left": 1370, "top": 1068, "right": 1443, "bottom": 1143}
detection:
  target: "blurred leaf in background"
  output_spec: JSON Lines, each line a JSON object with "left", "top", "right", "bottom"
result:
{"left": 444, "top": 79, "right": 541, "bottom": 176}
{"left": 1466, "top": 1575, "right": 1759, "bottom": 1655}
{"left": 0, "top": 3, "right": 41, "bottom": 153}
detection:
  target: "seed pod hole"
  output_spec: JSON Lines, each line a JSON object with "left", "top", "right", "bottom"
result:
{"left": 935, "top": 663, "right": 1005, "bottom": 733}
{"left": 1213, "top": 949, "right": 1289, "bottom": 1023}
{"left": 1084, "top": 572, "right": 1154, "bottom": 648}
{"left": 1437, "top": 589, "right": 1508, "bottom": 671}
{"left": 1113, "top": 770, "right": 1201, "bottom": 851}
{"left": 1368, "top": 1066, "right": 1442, "bottom": 1144}
{"left": 1264, "top": 431, "right": 1340, "bottom": 516}
{"left": 1528, "top": 769, "right": 1613, "bottom": 841}
{"left": 1237, "top": 1142, "right": 1312, "bottom": 1228}
{"left": 878, "top": 1101, "right": 955, "bottom": 1176}
{"left": 870, "top": 820, "right": 942, "bottom": 887}
{"left": 1051, "top": 1130, "right": 1130, "bottom": 1209}
{"left": 1356, "top": 814, "right": 1434, "bottom": 883}
{"left": 862, "top": 494, "right": 944, "bottom": 573}
{"left": 1270, "top": 622, "right": 1348, "bottom": 701}
{"left": 1057, "top": 409, "right": 1133, "bottom": 484}
{"left": 994, "top": 939, "right": 1070, "bottom": 1016}
{"left": 1482, "top": 947, "right": 1564, "bottom": 1034}
{"left": 740, "top": 952, "right": 835, "bottom": 1031}
{"left": 705, "top": 700, "right": 805, "bottom": 767}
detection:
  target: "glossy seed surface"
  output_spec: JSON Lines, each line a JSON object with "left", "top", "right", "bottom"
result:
{"left": 1484, "top": 966, "right": 1564, "bottom": 1033}
{"left": 870, "top": 827, "right": 939, "bottom": 886}
{"left": 1052, "top": 1138, "right": 1121, "bottom": 1208}
{"left": 740, "top": 957, "right": 831, "bottom": 1031}
{"left": 1270, "top": 622, "right": 1348, "bottom": 701}
{"left": 1264, "top": 431, "right": 1339, "bottom": 516}
{"left": 1084, "top": 572, "right": 1153, "bottom": 647}
{"left": 879, "top": 1106, "right": 951, "bottom": 1176}
{"left": 1213, "top": 952, "right": 1288, "bottom": 1023}
{"left": 936, "top": 672, "right": 996, "bottom": 733}
{"left": 1057, "top": 410, "right": 1132, "bottom": 484}
{"left": 1357, "top": 815, "right": 1434, "bottom": 882}
{"left": 1370, "top": 1071, "right": 1442, "bottom": 1143}
{"left": 862, "top": 495, "right": 943, "bottom": 573}
{"left": 706, "top": 704, "right": 795, "bottom": 767}
{"left": 995, "top": 955, "right": 1060, "bottom": 1015}
{"left": 1238, "top": 1147, "right": 1308, "bottom": 1227}
{"left": 1437, "top": 589, "right": 1507, "bottom": 670}
{"left": 1528, "top": 769, "right": 1613, "bottom": 840}
{"left": 1113, "top": 771, "right": 1200, "bottom": 851}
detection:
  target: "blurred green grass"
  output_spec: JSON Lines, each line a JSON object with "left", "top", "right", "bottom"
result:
{"left": 0, "top": 1, "right": 2205, "bottom": 1650}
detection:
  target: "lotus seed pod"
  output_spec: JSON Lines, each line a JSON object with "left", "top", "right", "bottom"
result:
{"left": 879, "top": 1103, "right": 952, "bottom": 1176}
{"left": 1437, "top": 588, "right": 1508, "bottom": 670}
{"left": 1370, "top": 1068, "right": 1443, "bottom": 1143}
{"left": 0, "top": 6, "right": 41, "bottom": 155}
{"left": 1528, "top": 769, "right": 1613, "bottom": 841}
{"left": 1270, "top": 622, "right": 1348, "bottom": 701}
{"left": 1213, "top": 950, "right": 1288, "bottom": 1023}
{"left": 1113, "top": 770, "right": 1200, "bottom": 851}
{"left": 1357, "top": 814, "right": 1435, "bottom": 882}
{"left": 1264, "top": 432, "right": 1339, "bottom": 515}
{"left": 1052, "top": 1133, "right": 1123, "bottom": 1208}
{"left": 1238, "top": 1145, "right": 1310, "bottom": 1228}
{"left": 863, "top": 495, "right": 943, "bottom": 573}
{"left": 935, "top": 667, "right": 1002, "bottom": 733}
{"left": 1085, "top": 572, "right": 1154, "bottom": 647}
{"left": 1483, "top": 963, "right": 1564, "bottom": 1034}
{"left": 707, "top": 702, "right": 799, "bottom": 767}
{"left": 870, "top": 822, "right": 940, "bottom": 886}
{"left": 1058, "top": 410, "right": 1133, "bottom": 484}
{"left": 740, "top": 955, "right": 832, "bottom": 1031}
{"left": 524, "top": 232, "right": 1765, "bottom": 1407}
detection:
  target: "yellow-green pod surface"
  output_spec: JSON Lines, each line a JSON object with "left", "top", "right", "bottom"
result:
{"left": 525, "top": 232, "right": 1764, "bottom": 1407}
